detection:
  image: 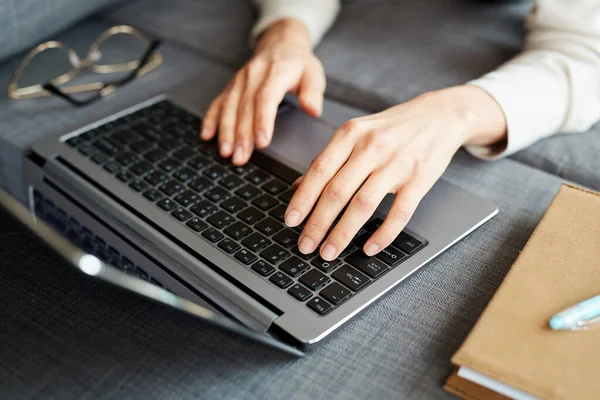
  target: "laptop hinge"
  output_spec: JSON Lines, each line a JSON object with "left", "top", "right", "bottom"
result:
{"left": 41, "top": 158, "right": 279, "bottom": 333}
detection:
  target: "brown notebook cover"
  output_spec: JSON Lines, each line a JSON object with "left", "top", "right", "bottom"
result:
{"left": 445, "top": 184, "right": 600, "bottom": 400}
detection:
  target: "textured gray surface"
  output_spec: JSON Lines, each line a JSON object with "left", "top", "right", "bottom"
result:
{"left": 0, "top": 0, "right": 122, "bottom": 61}
{"left": 1, "top": 151, "right": 563, "bottom": 400}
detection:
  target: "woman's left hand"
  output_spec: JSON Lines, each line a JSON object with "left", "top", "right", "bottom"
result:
{"left": 284, "top": 85, "right": 507, "bottom": 261}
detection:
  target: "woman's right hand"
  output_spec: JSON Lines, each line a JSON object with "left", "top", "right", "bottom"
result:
{"left": 200, "top": 18, "right": 326, "bottom": 166}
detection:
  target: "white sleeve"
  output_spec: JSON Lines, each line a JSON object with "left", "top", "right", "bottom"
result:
{"left": 465, "top": 0, "right": 600, "bottom": 160}
{"left": 251, "top": 0, "right": 340, "bottom": 47}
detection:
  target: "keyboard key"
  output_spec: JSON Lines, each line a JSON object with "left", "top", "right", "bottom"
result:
{"left": 203, "top": 165, "right": 227, "bottom": 180}
{"left": 332, "top": 265, "right": 369, "bottom": 291}
{"left": 157, "top": 138, "right": 180, "bottom": 151}
{"left": 260, "top": 244, "right": 290, "bottom": 265}
{"left": 218, "top": 238, "right": 241, "bottom": 254}
{"left": 262, "top": 179, "right": 288, "bottom": 195}
{"left": 238, "top": 207, "right": 265, "bottom": 224}
{"left": 173, "top": 147, "right": 196, "bottom": 162}
{"left": 246, "top": 169, "right": 271, "bottom": 185}
{"left": 252, "top": 194, "right": 278, "bottom": 211}
{"left": 162, "top": 121, "right": 190, "bottom": 137}
{"left": 292, "top": 246, "right": 319, "bottom": 261}
{"left": 320, "top": 282, "right": 351, "bottom": 305}
{"left": 235, "top": 184, "right": 262, "bottom": 200}
{"left": 273, "top": 229, "right": 299, "bottom": 248}
{"left": 224, "top": 221, "right": 252, "bottom": 240}
{"left": 376, "top": 246, "right": 407, "bottom": 266}
{"left": 188, "top": 177, "right": 213, "bottom": 193}
{"left": 279, "top": 257, "right": 310, "bottom": 278}
{"left": 311, "top": 257, "right": 342, "bottom": 273}
{"left": 287, "top": 284, "right": 312, "bottom": 302}
{"left": 143, "top": 189, "right": 163, "bottom": 202}
{"left": 173, "top": 167, "right": 196, "bottom": 183}
{"left": 307, "top": 297, "right": 332, "bottom": 315}
{"left": 116, "top": 171, "right": 133, "bottom": 182}
{"left": 219, "top": 175, "right": 244, "bottom": 190}
{"left": 190, "top": 200, "right": 218, "bottom": 219}
{"left": 157, "top": 198, "right": 178, "bottom": 212}
{"left": 220, "top": 196, "right": 247, "bottom": 214}
{"left": 128, "top": 179, "right": 148, "bottom": 192}
{"left": 158, "top": 158, "right": 181, "bottom": 173}
{"left": 144, "top": 170, "right": 168, "bottom": 186}
{"left": 352, "top": 233, "right": 370, "bottom": 248}
{"left": 339, "top": 244, "right": 357, "bottom": 258}
{"left": 159, "top": 180, "right": 185, "bottom": 196}
{"left": 188, "top": 155, "right": 211, "bottom": 170}
{"left": 91, "top": 153, "right": 108, "bottom": 164}
{"left": 207, "top": 210, "right": 235, "bottom": 229}
{"left": 115, "top": 151, "right": 138, "bottom": 166}
{"left": 392, "top": 232, "right": 424, "bottom": 254}
{"left": 346, "top": 251, "right": 388, "bottom": 278}
{"left": 132, "top": 123, "right": 163, "bottom": 141}
{"left": 103, "top": 161, "right": 121, "bottom": 174}
{"left": 130, "top": 161, "right": 153, "bottom": 176}
{"left": 251, "top": 260, "right": 275, "bottom": 276}
{"left": 130, "top": 139, "right": 153, "bottom": 154}
{"left": 255, "top": 217, "right": 284, "bottom": 236}
{"left": 171, "top": 207, "right": 192, "bottom": 221}
{"left": 144, "top": 148, "right": 166, "bottom": 163}
{"left": 299, "top": 269, "right": 330, "bottom": 291}
{"left": 112, "top": 130, "right": 139, "bottom": 145}
{"left": 364, "top": 217, "right": 384, "bottom": 233}
{"left": 202, "top": 227, "right": 224, "bottom": 243}
{"left": 186, "top": 217, "right": 207, "bottom": 232}
{"left": 174, "top": 190, "right": 201, "bottom": 207}
{"left": 278, "top": 188, "right": 295, "bottom": 203}
{"left": 77, "top": 145, "right": 94, "bottom": 156}
{"left": 230, "top": 164, "right": 256, "bottom": 175}
{"left": 94, "top": 139, "right": 121, "bottom": 156}
{"left": 268, "top": 204, "right": 287, "bottom": 222}
{"left": 204, "top": 186, "right": 230, "bottom": 203}
{"left": 269, "top": 272, "right": 294, "bottom": 289}
{"left": 234, "top": 249, "right": 257, "bottom": 265}
{"left": 242, "top": 232, "right": 271, "bottom": 252}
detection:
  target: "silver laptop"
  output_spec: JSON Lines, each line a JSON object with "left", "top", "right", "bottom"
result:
{"left": 19, "top": 78, "right": 497, "bottom": 355}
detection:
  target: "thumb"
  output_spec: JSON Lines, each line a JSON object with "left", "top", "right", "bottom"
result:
{"left": 298, "top": 61, "right": 325, "bottom": 117}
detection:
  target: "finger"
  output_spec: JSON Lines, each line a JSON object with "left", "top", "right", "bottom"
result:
{"left": 364, "top": 174, "right": 432, "bottom": 256}
{"left": 285, "top": 119, "right": 367, "bottom": 232}
{"left": 233, "top": 63, "right": 267, "bottom": 165}
{"left": 201, "top": 95, "right": 223, "bottom": 141}
{"left": 218, "top": 75, "right": 244, "bottom": 157}
{"left": 299, "top": 153, "right": 374, "bottom": 258}
{"left": 298, "top": 60, "right": 325, "bottom": 117}
{"left": 254, "top": 62, "right": 302, "bottom": 148}
{"left": 292, "top": 175, "right": 304, "bottom": 189}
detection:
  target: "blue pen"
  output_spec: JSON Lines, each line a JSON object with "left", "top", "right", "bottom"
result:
{"left": 549, "top": 294, "right": 600, "bottom": 331}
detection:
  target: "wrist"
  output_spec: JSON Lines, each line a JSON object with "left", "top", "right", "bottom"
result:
{"left": 256, "top": 19, "right": 312, "bottom": 53}
{"left": 422, "top": 85, "right": 507, "bottom": 148}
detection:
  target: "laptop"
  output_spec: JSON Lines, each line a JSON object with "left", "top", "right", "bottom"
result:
{"left": 18, "top": 77, "right": 498, "bottom": 355}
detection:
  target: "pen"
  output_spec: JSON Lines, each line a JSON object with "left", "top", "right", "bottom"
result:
{"left": 549, "top": 294, "right": 600, "bottom": 331}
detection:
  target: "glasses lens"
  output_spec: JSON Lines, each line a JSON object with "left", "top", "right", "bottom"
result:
{"left": 18, "top": 47, "right": 76, "bottom": 88}
{"left": 93, "top": 32, "right": 150, "bottom": 70}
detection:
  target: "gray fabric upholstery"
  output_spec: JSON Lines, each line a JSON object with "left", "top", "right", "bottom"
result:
{"left": 0, "top": 0, "right": 122, "bottom": 62}
{"left": 1, "top": 150, "right": 564, "bottom": 399}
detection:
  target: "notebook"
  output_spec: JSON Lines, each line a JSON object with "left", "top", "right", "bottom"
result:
{"left": 445, "top": 184, "right": 600, "bottom": 400}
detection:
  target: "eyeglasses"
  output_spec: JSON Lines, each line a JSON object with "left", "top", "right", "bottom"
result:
{"left": 8, "top": 25, "right": 163, "bottom": 107}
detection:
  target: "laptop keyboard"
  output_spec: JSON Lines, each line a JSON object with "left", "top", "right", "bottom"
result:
{"left": 63, "top": 99, "right": 427, "bottom": 315}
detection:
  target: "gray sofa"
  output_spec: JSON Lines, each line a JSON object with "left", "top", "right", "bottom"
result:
{"left": 1, "top": 1, "right": 597, "bottom": 399}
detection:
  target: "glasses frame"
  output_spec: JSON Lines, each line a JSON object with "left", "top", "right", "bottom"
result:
{"left": 8, "top": 25, "right": 163, "bottom": 101}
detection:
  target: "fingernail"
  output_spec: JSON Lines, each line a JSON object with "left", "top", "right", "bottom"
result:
{"left": 321, "top": 243, "right": 337, "bottom": 261}
{"left": 256, "top": 130, "right": 268, "bottom": 147}
{"left": 285, "top": 209, "right": 301, "bottom": 227}
{"left": 299, "top": 236, "right": 315, "bottom": 254}
{"left": 220, "top": 142, "right": 231, "bottom": 156}
{"left": 365, "top": 243, "right": 380, "bottom": 256}
{"left": 232, "top": 146, "right": 244, "bottom": 164}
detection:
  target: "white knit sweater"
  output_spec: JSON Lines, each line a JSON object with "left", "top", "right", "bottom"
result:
{"left": 252, "top": 0, "right": 600, "bottom": 159}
